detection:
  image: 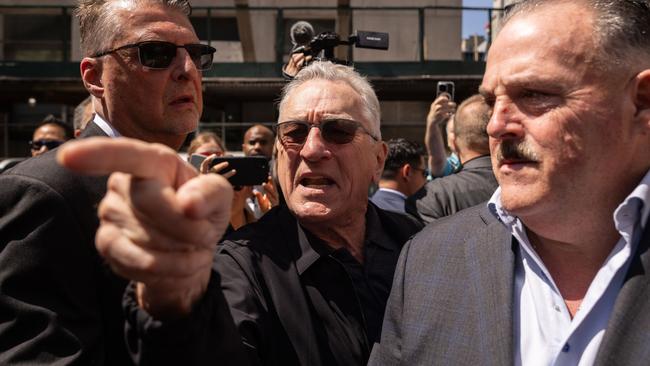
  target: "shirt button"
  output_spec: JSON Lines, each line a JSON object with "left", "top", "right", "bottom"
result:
{"left": 554, "top": 305, "right": 561, "bottom": 312}
{"left": 562, "top": 344, "right": 570, "bottom": 352}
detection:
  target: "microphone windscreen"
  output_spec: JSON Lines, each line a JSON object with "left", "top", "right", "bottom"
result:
{"left": 290, "top": 21, "right": 315, "bottom": 46}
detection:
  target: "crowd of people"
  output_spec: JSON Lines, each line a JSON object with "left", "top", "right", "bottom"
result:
{"left": 0, "top": 0, "right": 649, "bottom": 365}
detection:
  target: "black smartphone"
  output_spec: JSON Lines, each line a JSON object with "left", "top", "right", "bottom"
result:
{"left": 436, "top": 81, "right": 455, "bottom": 101}
{"left": 190, "top": 154, "right": 270, "bottom": 186}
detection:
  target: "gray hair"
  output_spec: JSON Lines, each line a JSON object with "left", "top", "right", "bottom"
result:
{"left": 279, "top": 61, "right": 382, "bottom": 140}
{"left": 503, "top": 0, "right": 650, "bottom": 71}
{"left": 73, "top": 96, "right": 94, "bottom": 131}
{"left": 75, "top": 0, "right": 192, "bottom": 57}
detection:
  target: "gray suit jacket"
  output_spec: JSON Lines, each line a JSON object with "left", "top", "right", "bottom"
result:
{"left": 369, "top": 204, "right": 650, "bottom": 365}
{"left": 405, "top": 155, "right": 498, "bottom": 224}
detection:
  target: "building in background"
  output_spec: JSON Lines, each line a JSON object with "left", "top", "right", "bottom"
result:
{"left": 0, "top": 0, "right": 503, "bottom": 157}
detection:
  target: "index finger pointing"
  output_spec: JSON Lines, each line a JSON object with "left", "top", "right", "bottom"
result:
{"left": 57, "top": 137, "right": 196, "bottom": 187}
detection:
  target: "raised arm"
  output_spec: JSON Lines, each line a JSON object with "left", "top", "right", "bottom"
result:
{"left": 425, "top": 94, "right": 456, "bottom": 176}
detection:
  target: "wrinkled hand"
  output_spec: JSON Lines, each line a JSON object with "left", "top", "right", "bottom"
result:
{"left": 427, "top": 94, "right": 457, "bottom": 128}
{"left": 254, "top": 176, "right": 279, "bottom": 213}
{"left": 57, "top": 137, "right": 233, "bottom": 319}
{"left": 199, "top": 154, "right": 236, "bottom": 180}
{"left": 283, "top": 53, "right": 312, "bottom": 78}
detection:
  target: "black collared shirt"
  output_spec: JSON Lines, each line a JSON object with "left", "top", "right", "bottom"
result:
{"left": 296, "top": 206, "right": 406, "bottom": 365}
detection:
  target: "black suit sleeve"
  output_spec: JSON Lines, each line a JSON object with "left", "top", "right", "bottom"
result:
{"left": 123, "top": 246, "right": 265, "bottom": 366}
{"left": 0, "top": 174, "right": 105, "bottom": 364}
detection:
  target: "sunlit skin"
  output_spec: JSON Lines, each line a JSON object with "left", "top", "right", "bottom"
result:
{"left": 479, "top": 2, "right": 650, "bottom": 316}
{"left": 276, "top": 79, "right": 387, "bottom": 259}
{"left": 31, "top": 124, "right": 67, "bottom": 157}
{"left": 81, "top": 3, "right": 203, "bottom": 150}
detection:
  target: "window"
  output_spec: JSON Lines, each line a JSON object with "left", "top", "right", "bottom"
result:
{"left": 3, "top": 14, "right": 71, "bottom": 61}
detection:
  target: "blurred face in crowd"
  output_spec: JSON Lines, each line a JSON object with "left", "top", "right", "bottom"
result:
{"left": 82, "top": 3, "right": 203, "bottom": 149}
{"left": 276, "top": 79, "right": 387, "bottom": 226}
{"left": 194, "top": 140, "right": 224, "bottom": 157}
{"left": 31, "top": 124, "right": 67, "bottom": 157}
{"left": 242, "top": 126, "right": 274, "bottom": 158}
{"left": 481, "top": 2, "right": 647, "bottom": 228}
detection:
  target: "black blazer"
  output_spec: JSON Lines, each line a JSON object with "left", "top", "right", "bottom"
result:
{"left": 405, "top": 155, "right": 498, "bottom": 224}
{"left": 0, "top": 122, "right": 133, "bottom": 365}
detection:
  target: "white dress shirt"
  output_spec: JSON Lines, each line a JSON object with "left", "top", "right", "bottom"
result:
{"left": 488, "top": 169, "right": 649, "bottom": 366}
{"left": 92, "top": 114, "right": 121, "bottom": 138}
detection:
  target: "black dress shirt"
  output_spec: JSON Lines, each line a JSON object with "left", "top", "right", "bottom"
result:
{"left": 124, "top": 204, "right": 422, "bottom": 366}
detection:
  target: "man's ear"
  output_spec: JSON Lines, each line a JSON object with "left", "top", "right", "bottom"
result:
{"left": 371, "top": 141, "right": 388, "bottom": 185}
{"left": 401, "top": 164, "right": 412, "bottom": 182}
{"left": 80, "top": 57, "right": 104, "bottom": 98}
{"left": 633, "top": 70, "right": 650, "bottom": 131}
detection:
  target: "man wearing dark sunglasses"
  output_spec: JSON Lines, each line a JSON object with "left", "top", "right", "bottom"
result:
{"left": 29, "top": 114, "right": 73, "bottom": 157}
{"left": 57, "top": 61, "right": 423, "bottom": 365}
{"left": 0, "top": 1, "right": 211, "bottom": 365}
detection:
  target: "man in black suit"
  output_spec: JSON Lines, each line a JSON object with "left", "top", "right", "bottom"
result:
{"left": 370, "top": 0, "right": 650, "bottom": 364}
{"left": 0, "top": 0, "right": 214, "bottom": 363}
{"left": 406, "top": 94, "right": 498, "bottom": 223}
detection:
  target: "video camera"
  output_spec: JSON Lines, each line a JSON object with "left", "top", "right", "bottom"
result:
{"left": 292, "top": 30, "right": 389, "bottom": 66}
{"left": 287, "top": 20, "right": 389, "bottom": 68}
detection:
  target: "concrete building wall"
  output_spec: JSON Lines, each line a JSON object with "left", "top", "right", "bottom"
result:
{"left": 0, "top": 0, "right": 463, "bottom": 62}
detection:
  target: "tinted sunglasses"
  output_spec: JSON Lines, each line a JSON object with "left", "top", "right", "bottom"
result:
{"left": 92, "top": 41, "right": 216, "bottom": 71}
{"left": 29, "top": 139, "right": 63, "bottom": 150}
{"left": 275, "top": 119, "right": 379, "bottom": 148}
{"left": 411, "top": 166, "right": 429, "bottom": 178}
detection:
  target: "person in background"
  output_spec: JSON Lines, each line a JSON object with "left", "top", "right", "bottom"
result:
{"left": 424, "top": 93, "right": 459, "bottom": 177}
{"left": 406, "top": 94, "right": 498, "bottom": 224}
{"left": 242, "top": 124, "right": 274, "bottom": 158}
{"left": 241, "top": 124, "right": 280, "bottom": 218}
{"left": 188, "top": 131, "right": 226, "bottom": 158}
{"left": 371, "top": 138, "right": 428, "bottom": 214}
{"left": 29, "top": 114, "right": 73, "bottom": 157}
{"left": 188, "top": 131, "right": 268, "bottom": 231}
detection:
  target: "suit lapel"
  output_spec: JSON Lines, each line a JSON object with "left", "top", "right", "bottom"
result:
{"left": 594, "top": 223, "right": 650, "bottom": 365}
{"left": 469, "top": 207, "right": 515, "bottom": 365}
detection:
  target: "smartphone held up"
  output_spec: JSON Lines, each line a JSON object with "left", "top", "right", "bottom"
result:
{"left": 190, "top": 154, "right": 270, "bottom": 187}
{"left": 436, "top": 81, "right": 455, "bottom": 101}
